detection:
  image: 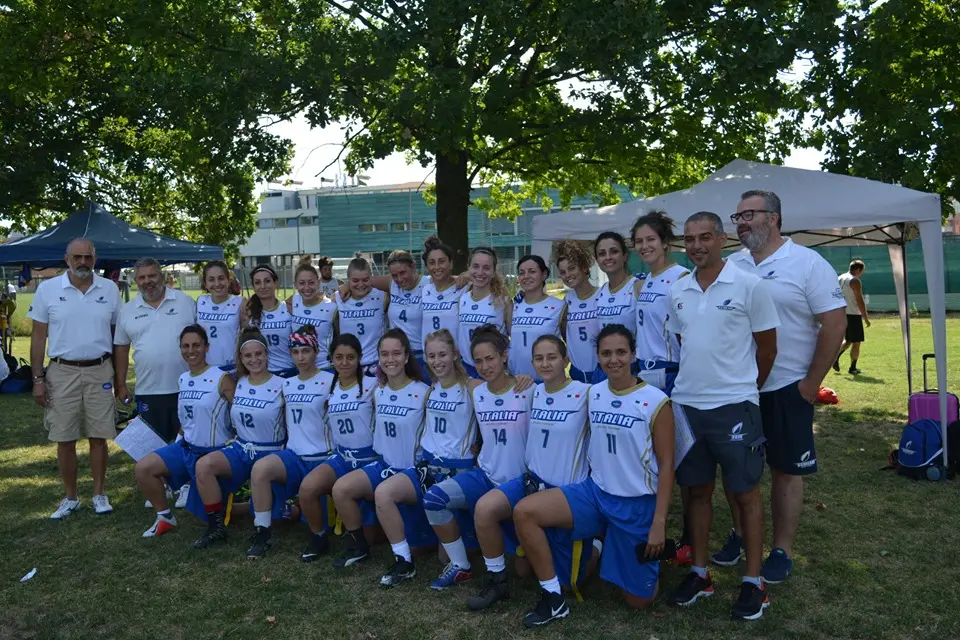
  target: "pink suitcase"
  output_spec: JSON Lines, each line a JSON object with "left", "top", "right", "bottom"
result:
{"left": 908, "top": 354, "right": 959, "bottom": 425}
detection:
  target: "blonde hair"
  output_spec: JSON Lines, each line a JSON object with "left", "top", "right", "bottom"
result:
{"left": 469, "top": 247, "right": 508, "bottom": 308}
{"left": 424, "top": 329, "right": 470, "bottom": 386}
{"left": 555, "top": 240, "right": 594, "bottom": 273}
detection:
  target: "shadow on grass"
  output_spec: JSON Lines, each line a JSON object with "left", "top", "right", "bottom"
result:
{"left": 846, "top": 374, "right": 886, "bottom": 385}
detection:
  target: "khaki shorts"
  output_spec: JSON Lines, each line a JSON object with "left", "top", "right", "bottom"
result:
{"left": 44, "top": 359, "right": 117, "bottom": 442}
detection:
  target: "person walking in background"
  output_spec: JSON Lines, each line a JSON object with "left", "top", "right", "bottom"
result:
{"left": 0, "top": 292, "right": 16, "bottom": 354}
{"left": 7, "top": 280, "right": 17, "bottom": 301}
{"left": 317, "top": 256, "right": 342, "bottom": 298}
{"left": 118, "top": 270, "right": 130, "bottom": 303}
{"left": 834, "top": 259, "right": 870, "bottom": 375}
{"left": 29, "top": 238, "right": 122, "bottom": 519}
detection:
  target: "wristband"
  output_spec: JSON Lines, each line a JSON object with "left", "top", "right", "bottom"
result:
{"left": 32, "top": 375, "right": 45, "bottom": 381}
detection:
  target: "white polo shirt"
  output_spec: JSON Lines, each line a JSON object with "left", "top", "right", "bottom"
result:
{"left": 28, "top": 273, "right": 120, "bottom": 360}
{"left": 114, "top": 288, "right": 196, "bottom": 395}
{"left": 667, "top": 260, "right": 780, "bottom": 410}
{"left": 729, "top": 239, "right": 845, "bottom": 392}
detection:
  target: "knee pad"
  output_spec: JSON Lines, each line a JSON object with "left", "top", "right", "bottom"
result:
{"left": 423, "top": 485, "right": 450, "bottom": 512}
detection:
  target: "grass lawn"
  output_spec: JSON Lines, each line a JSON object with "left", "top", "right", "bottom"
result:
{"left": 0, "top": 318, "right": 958, "bottom": 640}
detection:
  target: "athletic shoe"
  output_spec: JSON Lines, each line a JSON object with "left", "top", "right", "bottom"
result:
{"left": 760, "top": 548, "right": 793, "bottom": 584}
{"left": 674, "top": 543, "right": 693, "bottom": 565}
{"left": 301, "top": 532, "right": 330, "bottom": 562}
{"left": 50, "top": 498, "right": 82, "bottom": 520}
{"left": 667, "top": 571, "right": 714, "bottom": 607}
{"left": 380, "top": 555, "right": 416, "bottom": 587}
{"left": 175, "top": 485, "right": 190, "bottom": 509}
{"left": 523, "top": 589, "right": 570, "bottom": 628}
{"left": 832, "top": 359, "right": 840, "bottom": 372}
{"left": 333, "top": 544, "right": 370, "bottom": 568}
{"left": 92, "top": 494, "right": 113, "bottom": 515}
{"left": 731, "top": 581, "right": 770, "bottom": 621}
{"left": 142, "top": 513, "right": 177, "bottom": 538}
{"left": 193, "top": 515, "right": 227, "bottom": 549}
{"left": 849, "top": 367, "right": 862, "bottom": 375}
{"left": 711, "top": 529, "right": 744, "bottom": 566}
{"left": 247, "top": 526, "right": 272, "bottom": 560}
{"left": 466, "top": 570, "right": 509, "bottom": 611}
{"left": 431, "top": 563, "right": 473, "bottom": 590}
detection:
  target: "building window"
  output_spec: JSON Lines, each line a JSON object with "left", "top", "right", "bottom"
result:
{"left": 410, "top": 222, "right": 420, "bottom": 230}
{"left": 359, "top": 224, "right": 388, "bottom": 233}
{"left": 303, "top": 216, "right": 318, "bottom": 226}
{"left": 257, "top": 219, "right": 276, "bottom": 229}
{"left": 423, "top": 221, "right": 437, "bottom": 231}
{"left": 391, "top": 222, "right": 409, "bottom": 232}
{"left": 286, "top": 218, "right": 301, "bottom": 228}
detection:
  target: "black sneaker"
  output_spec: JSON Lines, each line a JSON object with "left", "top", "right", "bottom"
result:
{"left": 379, "top": 555, "right": 416, "bottom": 587}
{"left": 333, "top": 543, "right": 370, "bottom": 568}
{"left": 523, "top": 589, "right": 570, "bottom": 628}
{"left": 849, "top": 367, "right": 862, "bottom": 375}
{"left": 246, "top": 526, "right": 272, "bottom": 560}
{"left": 301, "top": 532, "right": 330, "bottom": 563}
{"left": 466, "top": 570, "right": 509, "bottom": 611}
{"left": 667, "top": 571, "right": 714, "bottom": 607}
{"left": 832, "top": 359, "right": 840, "bottom": 372}
{"left": 731, "top": 581, "right": 769, "bottom": 621}
{"left": 193, "top": 514, "right": 227, "bottom": 549}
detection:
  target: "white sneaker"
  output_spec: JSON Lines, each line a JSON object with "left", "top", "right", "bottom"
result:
{"left": 175, "top": 484, "right": 190, "bottom": 509}
{"left": 142, "top": 513, "right": 178, "bottom": 538}
{"left": 50, "top": 498, "right": 82, "bottom": 520}
{"left": 93, "top": 494, "right": 113, "bottom": 515}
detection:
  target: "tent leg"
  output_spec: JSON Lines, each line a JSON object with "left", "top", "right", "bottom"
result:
{"left": 888, "top": 243, "right": 912, "bottom": 395}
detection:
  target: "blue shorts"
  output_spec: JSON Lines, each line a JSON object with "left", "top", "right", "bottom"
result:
{"left": 220, "top": 441, "right": 283, "bottom": 494}
{"left": 155, "top": 440, "right": 220, "bottom": 520}
{"left": 324, "top": 447, "right": 378, "bottom": 479}
{"left": 362, "top": 460, "right": 437, "bottom": 547}
{"left": 411, "top": 453, "right": 481, "bottom": 549}
{"left": 463, "top": 361, "right": 481, "bottom": 379}
{"left": 267, "top": 449, "right": 330, "bottom": 524}
{"left": 561, "top": 477, "right": 659, "bottom": 598}
{"left": 569, "top": 366, "right": 595, "bottom": 384}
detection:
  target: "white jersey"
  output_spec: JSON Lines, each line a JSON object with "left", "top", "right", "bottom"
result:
{"left": 509, "top": 296, "right": 564, "bottom": 378}
{"left": 588, "top": 380, "right": 669, "bottom": 497}
{"left": 421, "top": 282, "right": 466, "bottom": 348}
{"left": 326, "top": 377, "right": 378, "bottom": 451}
{"left": 527, "top": 381, "right": 590, "bottom": 486}
{"left": 196, "top": 295, "right": 243, "bottom": 368}
{"left": 564, "top": 288, "right": 600, "bottom": 374}
{"left": 290, "top": 294, "right": 337, "bottom": 369}
{"left": 319, "top": 278, "right": 341, "bottom": 298}
{"left": 389, "top": 275, "right": 430, "bottom": 353}
{"left": 374, "top": 380, "right": 430, "bottom": 469}
{"left": 336, "top": 289, "right": 386, "bottom": 366}
{"left": 422, "top": 382, "right": 477, "bottom": 459}
{"left": 595, "top": 276, "right": 638, "bottom": 335}
{"left": 458, "top": 293, "right": 506, "bottom": 367}
{"left": 256, "top": 303, "right": 294, "bottom": 372}
{"left": 283, "top": 370, "right": 335, "bottom": 455}
{"left": 838, "top": 272, "right": 861, "bottom": 315}
{"left": 177, "top": 367, "right": 231, "bottom": 448}
{"left": 636, "top": 265, "right": 688, "bottom": 363}
{"left": 231, "top": 375, "right": 286, "bottom": 443}
{"left": 474, "top": 382, "right": 534, "bottom": 484}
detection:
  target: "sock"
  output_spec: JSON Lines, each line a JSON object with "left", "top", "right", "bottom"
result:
{"left": 204, "top": 502, "right": 222, "bottom": 515}
{"left": 743, "top": 575, "right": 762, "bottom": 589}
{"left": 391, "top": 540, "right": 412, "bottom": 563}
{"left": 442, "top": 538, "right": 471, "bottom": 570}
{"left": 348, "top": 527, "right": 369, "bottom": 550}
{"left": 157, "top": 509, "right": 173, "bottom": 519}
{"left": 592, "top": 538, "right": 604, "bottom": 555}
{"left": 539, "top": 576, "right": 562, "bottom": 595}
{"left": 484, "top": 554, "right": 506, "bottom": 574}
{"left": 692, "top": 565, "right": 708, "bottom": 579}
{"left": 851, "top": 359, "right": 858, "bottom": 369}
{"left": 254, "top": 510, "right": 272, "bottom": 529}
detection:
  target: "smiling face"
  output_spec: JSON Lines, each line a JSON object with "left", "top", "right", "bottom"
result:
{"left": 557, "top": 258, "right": 586, "bottom": 290}
{"left": 253, "top": 271, "right": 277, "bottom": 301}
{"left": 240, "top": 340, "right": 268, "bottom": 375}
{"left": 425, "top": 335, "right": 459, "bottom": 382}
{"left": 469, "top": 252, "right": 496, "bottom": 289}
{"left": 291, "top": 344, "right": 317, "bottom": 373}
{"left": 683, "top": 219, "right": 726, "bottom": 270}
{"left": 473, "top": 342, "right": 507, "bottom": 382}
{"left": 533, "top": 339, "right": 568, "bottom": 385}
{"left": 389, "top": 261, "right": 418, "bottom": 291}
{"left": 204, "top": 265, "right": 230, "bottom": 300}
{"left": 296, "top": 269, "right": 320, "bottom": 301}
{"left": 348, "top": 266, "right": 372, "bottom": 298}
{"left": 426, "top": 249, "right": 453, "bottom": 284}
{"left": 597, "top": 333, "right": 634, "bottom": 383}
{"left": 332, "top": 344, "right": 359, "bottom": 380}
{"left": 378, "top": 337, "right": 408, "bottom": 380}
{"left": 735, "top": 195, "right": 776, "bottom": 252}
{"left": 135, "top": 263, "right": 164, "bottom": 302}
{"left": 633, "top": 224, "right": 667, "bottom": 268}
{"left": 180, "top": 331, "right": 209, "bottom": 369}
{"left": 595, "top": 238, "right": 627, "bottom": 275}
{"left": 517, "top": 259, "right": 546, "bottom": 294}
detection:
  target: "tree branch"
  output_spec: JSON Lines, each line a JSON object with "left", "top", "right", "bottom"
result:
{"left": 313, "top": 120, "right": 374, "bottom": 177}
{"left": 382, "top": 0, "right": 411, "bottom": 26}
{"left": 323, "top": 0, "right": 380, "bottom": 31}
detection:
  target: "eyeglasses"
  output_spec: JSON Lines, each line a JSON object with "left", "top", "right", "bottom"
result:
{"left": 730, "top": 209, "right": 772, "bottom": 223}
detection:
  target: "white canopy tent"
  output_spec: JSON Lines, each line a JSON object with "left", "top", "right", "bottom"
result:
{"left": 532, "top": 159, "right": 950, "bottom": 465}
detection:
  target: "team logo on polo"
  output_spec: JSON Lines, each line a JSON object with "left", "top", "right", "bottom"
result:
{"left": 304, "top": 309, "right": 311, "bottom": 315}
{"left": 546, "top": 397, "right": 555, "bottom": 406}
{"left": 165, "top": 308, "right": 177, "bottom": 315}
{"left": 390, "top": 394, "right": 397, "bottom": 401}
{"left": 590, "top": 410, "right": 639, "bottom": 428}
{"left": 729, "top": 422, "right": 744, "bottom": 441}
{"left": 637, "top": 292, "right": 664, "bottom": 303}
{"left": 796, "top": 450, "right": 816, "bottom": 469}
{"left": 188, "top": 380, "right": 195, "bottom": 387}
{"left": 495, "top": 399, "right": 504, "bottom": 407}
{"left": 427, "top": 399, "right": 461, "bottom": 412}
{"left": 96, "top": 296, "right": 107, "bottom": 304}
{"left": 439, "top": 391, "right": 448, "bottom": 398}
{"left": 763, "top": 270, "right": 778, "bottom": 280}
{"left": 531, "top": 408, "right": 576, "bottom": 421}
{"left": 579, "top": 303, "right": 587, "bottom": 309}
{"left": 298, "top": 384, "right": 306, "bottom": 390}
{"left": 437, "top": 294, "right": 444, "bottom": 300}
{"left": 378, "top": 403, "right": 413, "bottom": 417}
{"left": 472, "top": 304, "right": 479, "bottom": 311}
{"left": 716, "top": 298, "right": 737, "bottom": 311}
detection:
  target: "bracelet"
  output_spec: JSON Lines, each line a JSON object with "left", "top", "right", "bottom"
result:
{"left": 32, "top": 375, "right": 45, "bottom": 381}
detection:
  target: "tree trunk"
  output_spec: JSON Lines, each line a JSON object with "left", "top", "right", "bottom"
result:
{"left": 435, "top": 150, "right": 471, "bottom": 273}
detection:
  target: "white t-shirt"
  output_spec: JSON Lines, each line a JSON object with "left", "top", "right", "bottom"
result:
{"left": 458, "top": 293, "right": 506, "bottom": 367}
{"left": 838, "top": 272, "right": 862, "bottom": 315}
{"left": 474, "top": 382, "right": 533, "bottom": 484}
{"left": 421, "top": 281, "right": 466, "bottom": 349}
{"left": 667, "top": 260, "right": 780, "bottom": 410}
{"left": 527, "top": 380, "right": 590, "bottom": 487}
{"left": 284, "top": 370, "right": 336, "bottom": 455}
{"left": 28, "top": 273, "right": 121, "bottom": 360}
{"left": 635, "top": 264, "right": 688, "bottom": 363}
{"left": 196, "top": 294, "right": 242, "bottom": 368}
{"left": 564, "top": 288, "right": 599, "bottom": 374}
{"left": 114, "top": 288, "right": 197, "bottom": 395}
{"left": 729, "top": 240, "right": 845, "bottom": 391}
{"left": 389, "top": 275, "right": 430, "bottom": 353}
{"left": 509, "top": 295, "right": 563, "bottom": 379}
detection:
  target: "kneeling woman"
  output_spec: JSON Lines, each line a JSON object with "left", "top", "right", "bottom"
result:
{"left": 513, "top": 324, "right": 675, "bottom": 628}
{"left": 193, "top": 328, "right": 287, "bottom": 549}
{"left": 245, "top": 325, "right": 335, "bottom": 559}
{"left": 330, "top": 329, "right": 431, "bottom": 570}
{"left": 136, "top": 325, "right": 236, "bottom": 537}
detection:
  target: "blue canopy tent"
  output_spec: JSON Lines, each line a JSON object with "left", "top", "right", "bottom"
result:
{"left": 0, "top": 203, "right": 223, "bottom": 269}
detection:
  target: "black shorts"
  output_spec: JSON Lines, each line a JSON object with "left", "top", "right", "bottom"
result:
{"left": 136, "top": 393, "right": 181, "bottom": 443}
{"left": 675, "top": 401, "right": 765, "bottom": 493}
{"left": 760, "top": 382, "right": 817, "bottom": 475}
{"left": 845, "top": 315, "right": 864, "bottom": 343}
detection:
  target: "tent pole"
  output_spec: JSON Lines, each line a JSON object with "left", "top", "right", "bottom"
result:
{"left": 903, "top": 240, "right": 912, "bottom": 395}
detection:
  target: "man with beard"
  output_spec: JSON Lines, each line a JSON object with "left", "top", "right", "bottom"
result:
{"left": 29, "top": 239, "right": 122, "bottom": 519}
{"left": 717, "top": 191, "right": 847, "bottom": 584}
{"left": 665, "top": 211, "right": 780, "bottom": 621}
{"left": 317, "top": 255, "right": 342, "bottom": 298}
{"left": 114, "top": 257, "right": 196, "bottom": 443}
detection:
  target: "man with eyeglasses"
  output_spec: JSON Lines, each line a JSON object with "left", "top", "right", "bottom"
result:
{"left": 713, "top": 190, "right": 847, "bottom": 584}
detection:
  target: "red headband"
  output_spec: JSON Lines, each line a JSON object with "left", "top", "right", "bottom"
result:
{"left": 289, "top": 331, "right": 319, "bottom": 350}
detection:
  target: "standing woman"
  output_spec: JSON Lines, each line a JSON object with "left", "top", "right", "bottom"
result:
{"left": 592, "top": 232, "right": 640, "bottom": 382}
{"left": 288, "top": 256, "right": 337, "bottom": 371}
{"left": 330, "top": 329, "right": 431, "bottom": 570}
{"left": 192, "top": 328, "right": 286, "bottom": 549}
{"left": 420, "top": 237, "right": 467, "bottom": 351}
{"left": 297, "top": 334, "right": 379, "bottom": 562}
{"left": 196, "top": 261, "right": 244, "bottom": 370}
{"left": 422, "top": 325, "right": 534, "bottom": 610}
{"left": 135, "top": 325, "right": 236, "bottom": 537}
{"left": 509, "top": 255, "right": 565, "bottom": 380}
{"left": 335, "top": 257, "right": 388, "bottom": 375}
{"left": 244, "top": 264, "right": 296, "bottom": 377}
{"left": 245, "top": 325, "right": 336, "bottom": 559}
{"left": 458, "top": 247, "right": 512, "bottom": 378}
{"left": 556, "top": 241, "right": 600, "bottom": 383}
